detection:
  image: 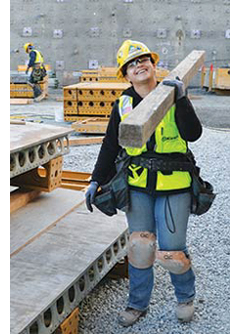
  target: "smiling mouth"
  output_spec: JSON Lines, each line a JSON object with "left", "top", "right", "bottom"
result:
{"left": 136, "top": 69, "right": 147, "bottom": 75}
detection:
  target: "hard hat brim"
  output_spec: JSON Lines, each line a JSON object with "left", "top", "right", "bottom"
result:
{"left": 24, "top": 43, "right": 33, "bottom": 53}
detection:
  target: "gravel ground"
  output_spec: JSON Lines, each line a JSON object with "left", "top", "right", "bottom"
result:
{"left": 63, "top": 127, "right": 230, "bottom": 334}
{"left": 10, "top": 89, "right": 230, "bottom": 333}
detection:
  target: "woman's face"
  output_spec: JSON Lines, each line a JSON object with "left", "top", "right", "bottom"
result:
{"left": 125, "top": 56, "right": 156, "bottom": 85}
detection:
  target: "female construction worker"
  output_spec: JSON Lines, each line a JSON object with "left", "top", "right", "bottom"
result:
{"left": 24, "top": 43, "right": 46, "bottom": 101}
{"left": 85, "top": 40, "right": 202, "bottom": 327}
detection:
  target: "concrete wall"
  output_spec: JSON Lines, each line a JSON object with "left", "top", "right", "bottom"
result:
{"left": 10, "top": 0, "right": 230, "bottom": 86}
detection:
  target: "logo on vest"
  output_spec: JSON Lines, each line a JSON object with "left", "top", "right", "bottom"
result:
{"left": 162, "top": 135, "right": 178, "bottom": 142}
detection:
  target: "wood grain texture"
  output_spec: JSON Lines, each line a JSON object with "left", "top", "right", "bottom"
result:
{"left": 119, "top": 50, "right": 205, "bottom": 148}
{"left": 10, "top": 188, "right": 84, "bottom": 254}
{"left": 10, "top": 189, "right": 41, "bottom": 213}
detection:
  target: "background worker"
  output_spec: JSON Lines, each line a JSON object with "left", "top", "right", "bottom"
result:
{"left": 85, "top": 40, "right": 202, "bottom": 327}
{"left": 24, "top": 43, "right": 47, "bottom": 101}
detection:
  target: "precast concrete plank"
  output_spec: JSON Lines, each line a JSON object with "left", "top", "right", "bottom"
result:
{"left": 10, "top": 188, "right": 85, "bottom": 254}
{"left": 10, "top": 122, "right": 72, "bottom": 154}
{"left": 10, "top": 201, "right": 128, "bottom": 334}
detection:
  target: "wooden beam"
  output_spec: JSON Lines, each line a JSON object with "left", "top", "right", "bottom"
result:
{"left": 10, "top": 98, "right": 33, "bottom": 105}
{"left": 10, "top": 189, "right": 41, "bottom": 214}
{"left": 10, "top": 120, "right": 26, "bottom": 125}
{"left": 119, "top": 50, "right": 205, "bottom": 148}
{"left": 64, "top": 136, "right": 104, "bottom": 146}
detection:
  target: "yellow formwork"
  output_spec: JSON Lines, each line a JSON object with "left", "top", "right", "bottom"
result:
{"left": 10, "top": 83, "right": 34, "bottom": 98}
{"left": 201, "top": 66, "right": 230, "bottom": 92}
{"left": 17, "top": 64, "right": 51, "bottom": 72}
{"left": 64, "top": 100, "right": 78, "bottom": 110}
{"left": 63, "top": 82, "right": 130, "bottom": 120}
{"left": 215, "top": 68, "right": 230, "bottom": 90}
{"left": 10, "top": 76, "right": 48, "bottom": 98}
{"left": 77, "top": 82, "right": 130, "bottom": 101}
{"left": 59, "top": 307, "right": 79, "bottom": 334}
{"left": 80, "top": 75, "right": 127, "bottom": 83}
{"left": 63, "top": 86, "right": 78, "bottom": 101}
{"left": 78, "top": 100, "right": 114, "bottom": 115}
{"left": 156, "top": 67, "right": 170, "bottom": 82}
{"left": 63, "top": 67, "right": 169, "bottom": 126}
{"left": 80, "top": 66, "right": 169, "bottom": 83}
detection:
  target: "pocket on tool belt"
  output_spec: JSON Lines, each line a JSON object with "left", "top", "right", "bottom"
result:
{"left": 94, "top": 170, "right": 130, "bottom": 217}
{"left": 191, "top": 175, "right": 216, "bottom": 216}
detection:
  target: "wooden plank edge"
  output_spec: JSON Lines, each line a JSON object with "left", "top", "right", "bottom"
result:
{"left": 64, "top": 136, "right": 104, "bottom": 146}
{"left": 119, "top": 50, "right": 205, "bottom": 148}
{"left": 10, "top": 189, "right": 42, "bottom": 214}
{"left": 10, "top": 198, "right": 85, "bottom": 258}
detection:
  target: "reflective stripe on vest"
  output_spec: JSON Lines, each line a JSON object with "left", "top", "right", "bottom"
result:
{"left": 34, "top": 50, "right": 44, "bottom": 64}
{"left": 118, "top": 95, "right": 191, "bottom": 191}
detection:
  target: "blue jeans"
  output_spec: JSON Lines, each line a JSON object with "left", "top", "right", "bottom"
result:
{"left": 126, "top": 190, "right": 195, "bottom": 311}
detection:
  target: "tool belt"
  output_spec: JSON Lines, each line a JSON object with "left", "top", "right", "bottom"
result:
{"left": 93, "top": 150, "right": 216, "bottom": 217}
{"left": 130, "top": 156, "right": 194, "bottom": 173}
{"left": 31, "top": 64, "right": 47, "bottom": 82}
{"left": 94, "top": 154, "right": 131, "bottom": 217}
{"left": 132, "top": 150, "right": 216, "bottom": 215}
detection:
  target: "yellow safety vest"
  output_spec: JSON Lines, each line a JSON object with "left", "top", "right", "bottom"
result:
{"left": 118, "top": 95, "right": 191, "bottom": 192}
{"left": 33, "top": 49, "right": 44, "bottom": 64}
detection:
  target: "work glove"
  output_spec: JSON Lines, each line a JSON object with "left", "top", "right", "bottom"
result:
{"left": 162, "top": 76, "right": 185, "bottom": 101}
{"left": 85, "top": 181, "right": 99, "bottom": 212}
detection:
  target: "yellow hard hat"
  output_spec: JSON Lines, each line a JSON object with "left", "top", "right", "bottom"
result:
{"left": 116, "top": 40, "right": 160, "bottom": 78}
{"left": 24, "top": 43, "right": 33, "bottom": 53}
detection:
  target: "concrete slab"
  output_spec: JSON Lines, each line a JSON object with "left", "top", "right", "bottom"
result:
{"left": 10, "top": 122, "right": 72, "bottom": 154}
{"left": 10, "top": 190, "right": 128, "bottom": 334}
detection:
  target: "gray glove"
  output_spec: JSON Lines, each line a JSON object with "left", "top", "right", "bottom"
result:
{"left": 85, "top": 181, "right": 99, "bottom": 212}
{"left": 162, "top": 76, "right": 185, "bottom": 101}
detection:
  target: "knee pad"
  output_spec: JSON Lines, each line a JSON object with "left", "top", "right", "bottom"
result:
{"left": 128, "top": 231, "right": 156, "bottom": 269}
{"left": 156, "top": 250, "right": 191, "bottom": 274}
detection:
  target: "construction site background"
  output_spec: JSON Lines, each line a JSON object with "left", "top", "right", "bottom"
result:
{"left": 10, "top": 0, "right": 230, "bottom": 86}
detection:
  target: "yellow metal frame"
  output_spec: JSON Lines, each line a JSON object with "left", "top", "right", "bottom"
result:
{"left": 59, "top": 307, "right": 79, "bottom": 334}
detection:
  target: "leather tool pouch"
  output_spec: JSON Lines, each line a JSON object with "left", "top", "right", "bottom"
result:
{"left": 190, "top": 168, "right": 216, "bottom": 216}
{"left": 32, "top": 64, "right": 46, "bottom": 82}
{"left": 94, "top": 154, "right": 130, "bottom": 217}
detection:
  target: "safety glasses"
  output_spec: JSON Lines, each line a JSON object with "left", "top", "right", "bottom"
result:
{"left": 126, "top": 56, "right": 151, "bottom": 70}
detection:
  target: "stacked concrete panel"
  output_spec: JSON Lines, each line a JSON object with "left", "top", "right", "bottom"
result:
{"left": 10, "top": 123, "right": 72, "bottom": 184}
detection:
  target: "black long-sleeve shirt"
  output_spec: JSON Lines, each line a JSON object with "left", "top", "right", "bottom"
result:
{"left": 91, "top": 86, "right": 202, "bottom": 185}
{"left": 28, "top": 51, "right": 37, "bottom": 68}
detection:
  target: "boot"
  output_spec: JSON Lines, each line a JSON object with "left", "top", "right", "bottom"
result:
{"left": 176, "top": 300, "right": 194, "bottom": 322}
{"left": 118, "top": 307, "right": 147, "bottom": 327}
